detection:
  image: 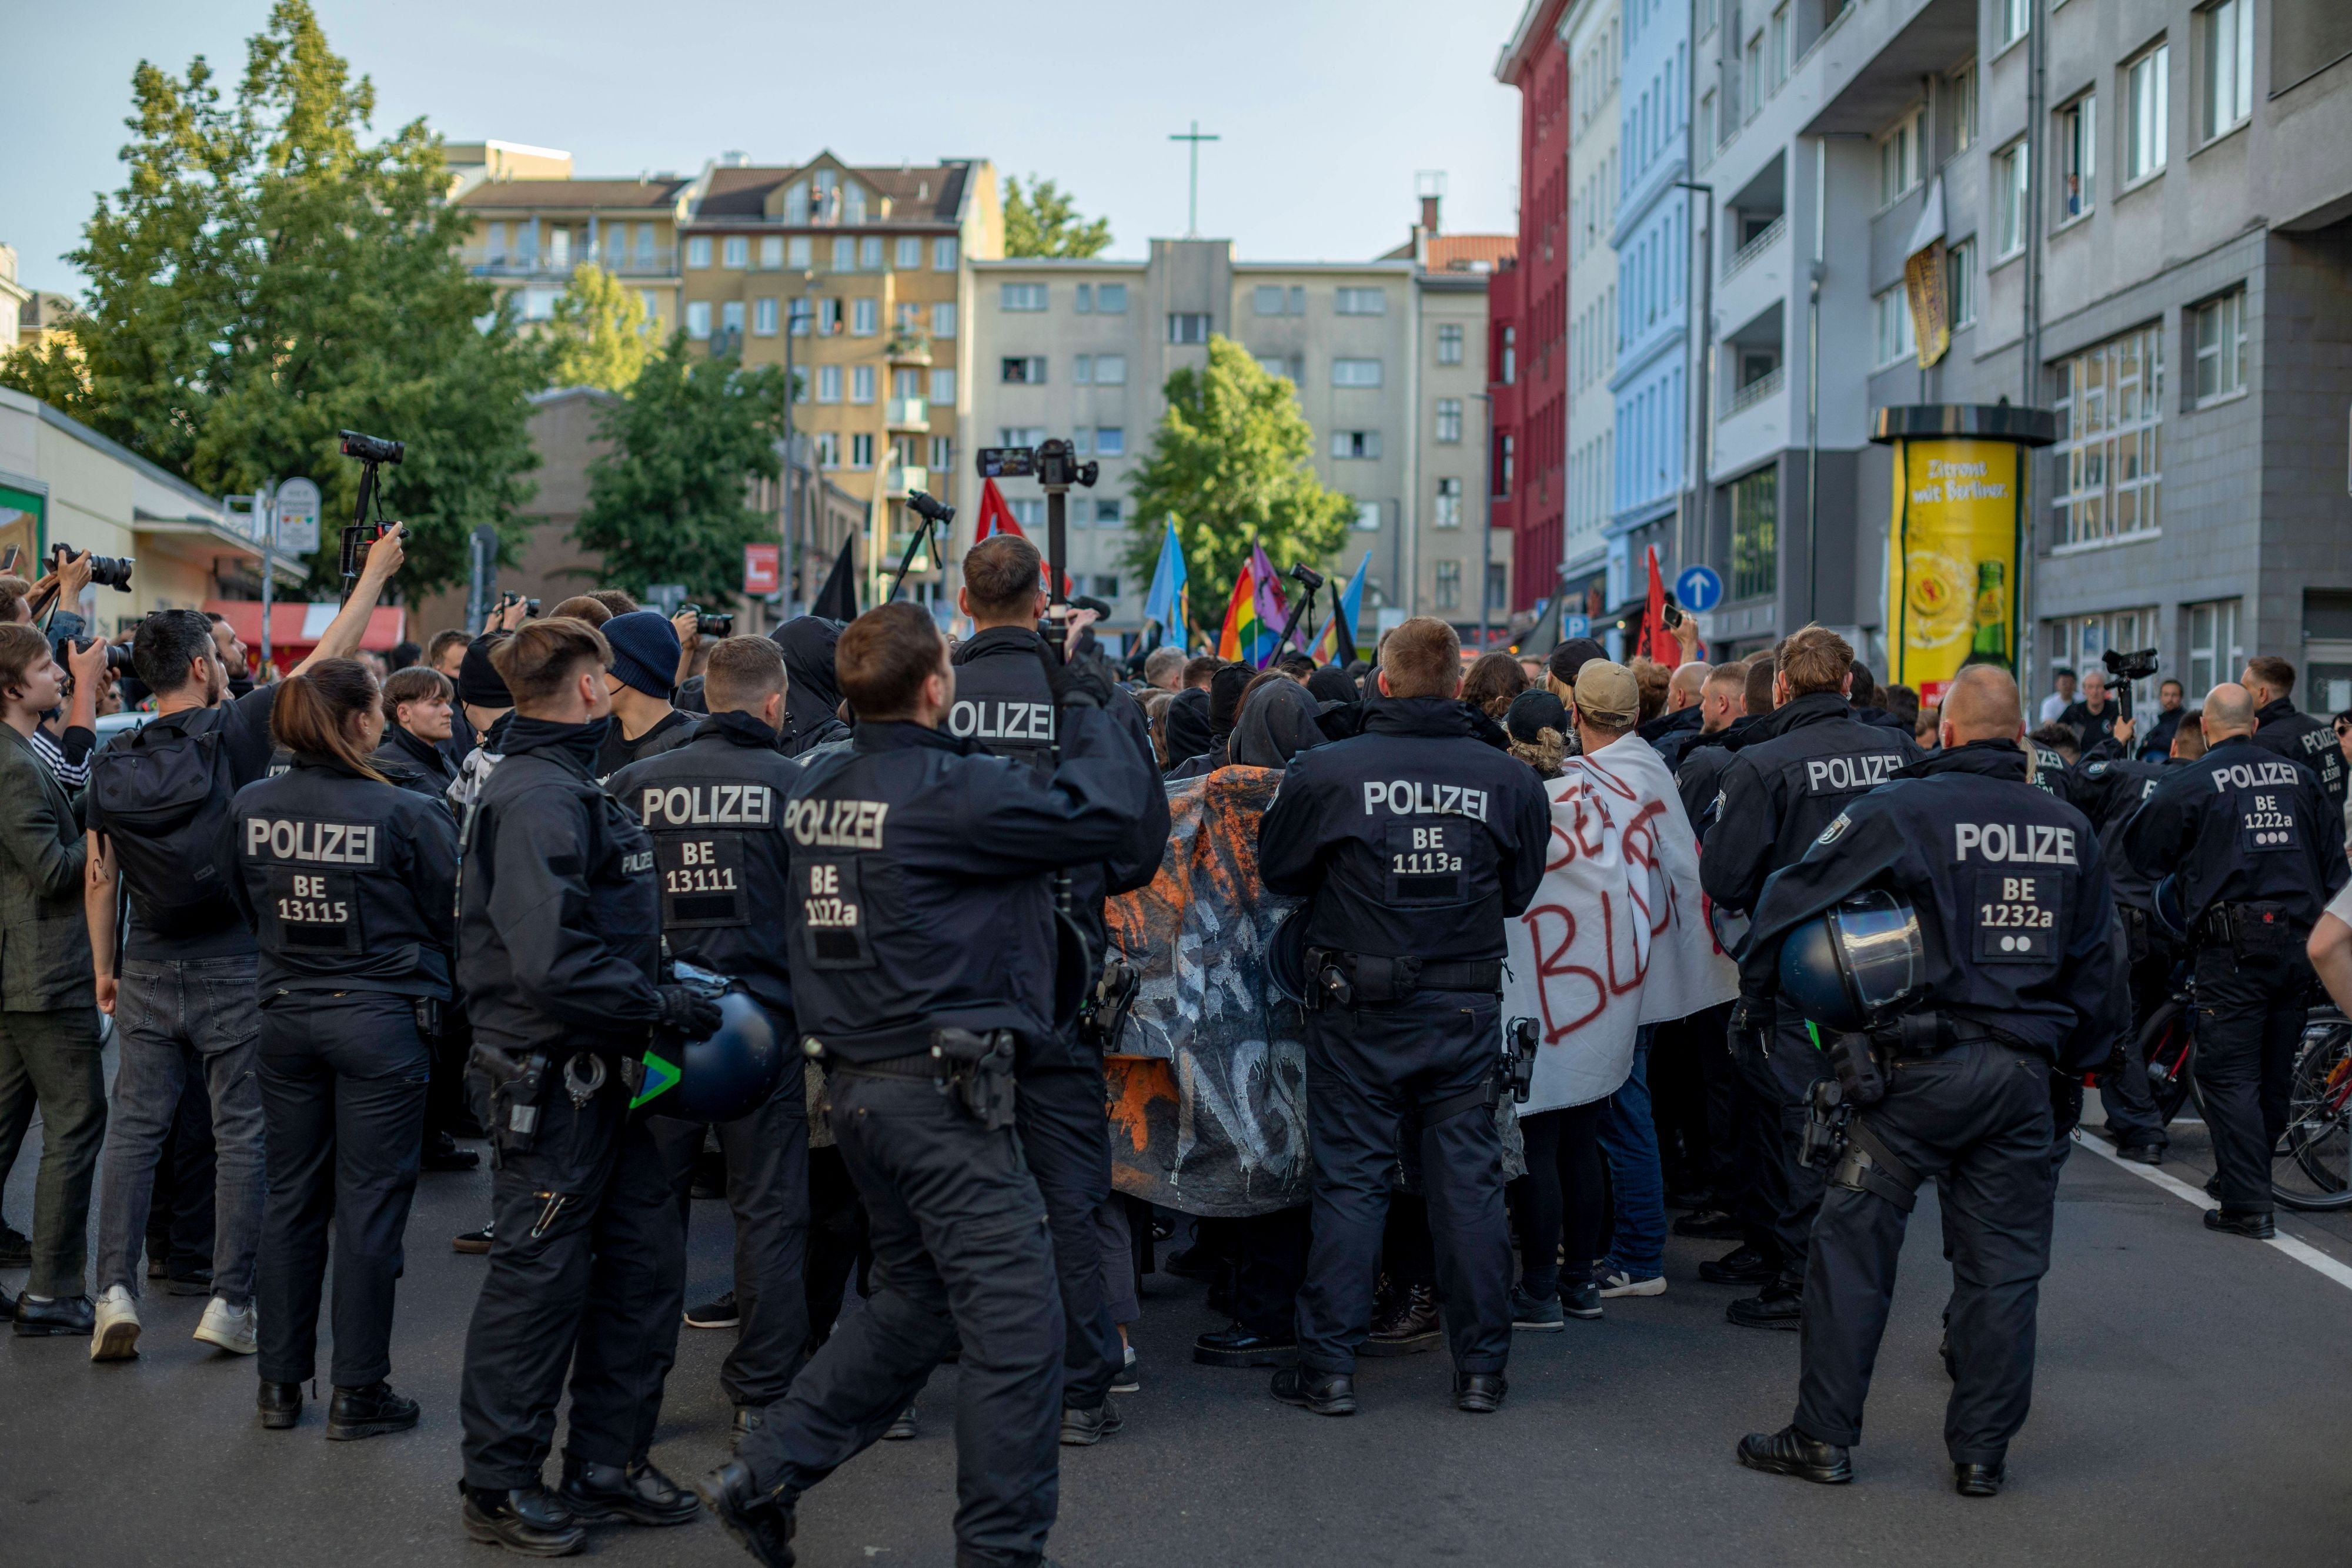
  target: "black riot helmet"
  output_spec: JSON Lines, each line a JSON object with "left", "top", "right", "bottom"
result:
{"left": 1776, "top": 888, "right": 1926, "bottom": 1033}
{"left": 635, "top": 965, "right": 786, "bottom": 1122}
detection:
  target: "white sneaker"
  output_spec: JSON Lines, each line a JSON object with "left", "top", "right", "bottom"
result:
{"left": 1595, "top": 1266, "right": 1668, "bottom": 1298}
{"left": 193, "top": 1296, "right": 258, "bottom": 1355}
{"left": 91, "top": 1285, "right": 142, "bottom": 1361}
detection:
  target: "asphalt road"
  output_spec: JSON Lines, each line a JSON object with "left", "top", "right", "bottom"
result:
{"left": 6, "top": 1091, "right": 2352, "bottom": 1568}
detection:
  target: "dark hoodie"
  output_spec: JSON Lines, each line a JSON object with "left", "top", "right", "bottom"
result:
{"left": 771, "top": 616, "right": 853, "bottom": 757}
{"left": 1231, "top": 678, "right": 1329, "bottom": 768}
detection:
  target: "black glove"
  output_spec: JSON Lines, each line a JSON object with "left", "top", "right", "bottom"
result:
{"left": 654, "top": 985, "right": 724, "bottom": 1039}
{"left": 1049, "top": 653, "right": 1115, "bottom": 711}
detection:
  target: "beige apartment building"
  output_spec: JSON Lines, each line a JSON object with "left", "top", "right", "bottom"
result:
{"left": 449, "top": 142, "right": 693, "bottom": 336}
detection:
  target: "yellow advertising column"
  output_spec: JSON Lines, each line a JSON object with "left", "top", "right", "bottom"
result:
{"left": 1869, "top": 405, "right": 2057, "bottom": 708}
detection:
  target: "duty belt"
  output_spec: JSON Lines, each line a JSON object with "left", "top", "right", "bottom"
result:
{"left": 1307, "top": 948, "right": 1502, "bottom": 1008}
{"left": 2194, "top": 901, "right": 2301, "bottom": 950}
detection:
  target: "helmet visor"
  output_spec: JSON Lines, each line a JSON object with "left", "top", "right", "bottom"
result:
{"left": 1829, "top": 888, "right": 1924, "bottom": 1020}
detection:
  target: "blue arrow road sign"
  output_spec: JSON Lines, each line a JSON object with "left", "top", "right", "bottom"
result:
{"left": 1675, "top": 564, "right": 1723, "bottom": 613}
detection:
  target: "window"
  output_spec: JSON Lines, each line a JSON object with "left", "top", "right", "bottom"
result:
{"left": 1487, "top": 563, "right": 1508, "bottom": 613}
{"left": 754, "top": 236, "right": 779, "bottom": 269}
{"left": 787, "top": 184, "right": 810, "bottom": 223}
{"left": 1168, "top": 312, "right": 1212, "bottom": 344}
{"left": 1702, "top": 88, "right": 1719, "bottom": 151}
{"left": 2192, "top": 287, "right": 2248, "bottom": 403}
{"left": 1094, "top": 427, "right": 1125, "bottom": 456}
{"left": 549, "top": 228, "right": 573, "bottom": 269}
{"left": 1435, "top": 476, "right": 1464, "bottom": 529}
{"left": 857, "top": 237, "right": 881, "bottom": 270}
{"left": 1074, "top": 283, "right": 1093, "bottom": 314}
{"left": 2127, "top": 45, "right": 2170, "bottom": 182}
{"left": 1093, "top": 353, "right": 1126, "bottom": 385}
{"left": 1001, "top": 356, "right": 1047, "bottom": 384}
{"left": 2000, "top": 0, "right": 2030, "bottom": 48}
{"left": 931, "top": 435, "right": 954, "bottom": 470}
{"left": 1097, "top": 282, "right": 1128, "bottom": 313}
{"left": 686, "top": 300, "right": 712, "bottom": 339}
{"left": 1354, "top": 501, "right": 1382, "bottom": 532}
{"left": 1436, "top": 398, "right": 1464, "bottom": 443}
{"left": 813, "top": 431, "right": 839, "bottom": 468}
{"left": 816, "top": 365, "right": 841, "bottom": 403}
{"left": 851, "top": 298, "right": 878, "bottom": 336}
{"left": 831, "top": 237, "right": 855, "bottom": 271}
{"left": 1094, "top": 499, "right": 1122, "bottom": 527}
{"left": 1336, "top": 287, "right": 1387, "bottom": 316}
{"left": 895, "top": 301, "right": 921, "bottom": 334}
{"left": 788, "top": 236, "right": 811, "bottom": 269}
{"left": 722, "top": 236, "right": 748, "bottom": 269}
{"left": 1253, "top": 284, "right": 1286, "bottom": 316}
{"left": 843, "top": 184, "right": 866, "bottom": 225}
{"left": 1996, "top": 141, "right": 2031, "bottom": 256}
{"left": 2052, "top": 323, "right": 2165, "bottom": 545}
{"left": 1501, "top": 326, "right": 1517, "bottom": 384}
{"left": 1949, "top": 240, "right": 1977, "bottom": 326}
{"left": 1438, "top": 323, "right": 1464, "bottom": 364}
{"left": 1435, "top": 560, "right": 1463, "bottom": 610}
{"left": 721, "top": 300, "right": 746, "bottom": 338}
{"left": 1331, "top": 358, "right": 1383, "bottom": 387}
{"left": 850, "top": 433, "right": 874, "bottom": 469}
{"left": 1331, "top": 430, "right": 1382, "bottom": 460}
{"left": 893, "top": 367, "right": 922, "bottom": 400}
{"left": 1874, "top": 286, "right": 1917, "bottom": 366}
{"left": 640, "top": 289, "right": 660, "bottom": 322}
{"left": 2058, "top": 95, "right": 2096, "bottom": 220}
{"left": 1074, "top": 354, "right": 1092, "bottom": 385}
{"left": 895, "top": 236, "right": 921, "bottom": 269}
{"left": 816, "top": 297, "right": 841, "bottom": 335}
{"left": 934, "top": 236, "right": 958, "bottom": 270}
{"left": 1495, "top": 433, "right": 1515, "bottom": 496}
{"left": 1770, "top": 4, "right": 1790, "bottom": 90}
{"left": 1090, "top": 576, "right": 1121, "bottom": 599}
{"left": 1743, "top": 31, "right": 1763, "bottom": 120}
{"left": 1730, "top": 466, "right": 1778, "bottom": 599}
{"left": 1878, "top": 109, "right": 1922, "bottom": 207}
{"left": 931, "top": 302, "right": 957, "bottom": 337}
{"left": 2201, "top": 0, "right": 2254, "bottom": 141}
{"left": 1258, "top": 355, "right": 1288, "bottom": 379}
{"left": 686, "top": 236, "right": 712, "bottom": 269}
{"left": 930, "top": 367, "right": 956, "bottom": 403}
{"left": 1953, "top": 65, "right": 1978, "bottom": 151}
{"left": 2187, "top": 598, "right": 2244, "bottom": 694}
{"left": 851, "top": 366, "right": 875, "bottom": 403}
{"left": 998, "top": 427, "right": 1047, "bottom": 451}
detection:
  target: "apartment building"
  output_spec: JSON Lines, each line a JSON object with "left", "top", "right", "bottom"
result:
{"left": 967, "top": 203, "right": 1510, "bottom": 646}
{"left": 1562, "top": 0, "right": 1623, "bottom": 615}
{"left": 450, "top": 143, "right": 693, "bottom": 336}
{"left": 1493, "top": 0, "right": 1576, "bottom": 614}
{"left": 1693, "top": 0, "right": 2352, "bottom": 696}
{"left": 0, "top": 245, "right": 28, "bottom": 355}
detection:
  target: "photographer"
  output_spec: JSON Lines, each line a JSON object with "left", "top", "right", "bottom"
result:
{"left": 596, "top": 610, "right": 696, "bottom": 777}
{"left": 0, "top": 627, "right": 114, "bottom": 1336}
{"left": 226, "top": 659, "right": 457, "bottom": 1437}
{"left": 82, "top": 527, "right": 406, "bottom": 1362}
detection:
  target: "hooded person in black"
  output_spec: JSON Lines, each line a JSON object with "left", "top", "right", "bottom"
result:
{"left": 1162, "top": 687, "right": 1213, "bottom": 777}
{"left": 1167, "top": 664, "right": 1254, "bottom": 780}
{"left": 770, "top": 617, "right": 852, "bottom": 758}
{"left": 1231, "top": 677, "right": 1328, "bottom": 769}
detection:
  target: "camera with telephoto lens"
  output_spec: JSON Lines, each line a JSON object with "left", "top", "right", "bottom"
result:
{"left": 337, "top": 429, "right": 405, "bottom": 583}
{"left": 56, "top": 544, "right": 135, "bottom": 592}
{"left": 339, "top": 430, "right": 406, "bottom": 466}
{"left": 680, "top": 604, "right": 734, "bottom": 637}
{"left": 497, "top": 591, "right": 540, "bottom": 618}
{"left": 71, "top": 636, "right": 136, "bottom": 676}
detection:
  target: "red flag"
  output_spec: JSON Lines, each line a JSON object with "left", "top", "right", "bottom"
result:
{"left": 1642, "top": 547, "right": 1679, "bottom": 667}
{"left": 970, "top": 477, "right": 1071, "bottom": 596}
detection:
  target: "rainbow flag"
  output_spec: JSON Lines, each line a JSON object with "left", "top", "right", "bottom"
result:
{"left": 1311, "top": 552, "right": 1370, "bottom": 664}
{"left": 1218, "top": 547, "right": 1294, "bottom": 667}
{"left": 1215, "top": 560, "right": 1258, "bottom": 663}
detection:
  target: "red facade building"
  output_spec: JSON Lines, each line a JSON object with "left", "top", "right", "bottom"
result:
{"left": 1491, "top": 0, "right": 1569, "bottom": 613}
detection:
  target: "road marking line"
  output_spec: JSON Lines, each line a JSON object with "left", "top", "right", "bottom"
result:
{"left": 2075, "top": 1131, "right": 2352, "bottom": 1295}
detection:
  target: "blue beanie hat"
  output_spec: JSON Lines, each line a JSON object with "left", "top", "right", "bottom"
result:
{"left": 602, "top": 609, "right": 680, "bottom": 699}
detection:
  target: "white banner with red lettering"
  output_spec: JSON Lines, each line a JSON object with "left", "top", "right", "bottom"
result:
{"left": 1502, "top": 736, "right": 1739, "bottom": 1114}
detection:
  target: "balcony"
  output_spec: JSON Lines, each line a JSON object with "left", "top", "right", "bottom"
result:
{"left": 886, "top": 396, "right": 929, "bottom": 430}
{"left": 462, "top": 248, "right": 678, "bottom": 279}
{"left": 884, "top": 329, "right": 933, "bottom": 365}
{"left": 886, "top": 464, "right": 930, "bottom": 496}
{"left": 1722, "top": 215, "right": 1786, "bottom": 285}
{"left": 1721, "top": 365, "right": 1785, "bottom": 422}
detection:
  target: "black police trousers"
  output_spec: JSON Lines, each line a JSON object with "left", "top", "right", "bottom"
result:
{"left": 652, "top": 1085, "right": 811, "bottom": 1412}
{"left": 1017, "top": 1058, "right": 1122, "bottom": 1412}
{"left": 737, "top": 1068, "right": 1063, "bottom": 1568}
{"left": 458, "top": 1075, "right": 693, "bottom": 1489}
{"left": 1296, "top": 991, "right": 1511, "bottom": 1378}
{"left": 255, "top": 990, "right": 428, "bottom": 1387}
{"left": 1729, "top": 1005, "right": 1832, "bottom": 1279}
{"left": 1795, "top": 1040, "right": 2054, "bottom": 1465}
{"left": 2193, "top": 944, "right": 2311, "bottom": 1211}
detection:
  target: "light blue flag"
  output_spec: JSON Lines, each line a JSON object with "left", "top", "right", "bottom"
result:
{"left": 1142, "top": 519, "right": 1189, "bottom": 643}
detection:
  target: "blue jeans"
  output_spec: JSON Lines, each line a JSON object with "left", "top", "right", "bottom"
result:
{"left": 1596, "top": 1028, "right": 1666, "bottom": 1277}
{"left": 95, "top": 957, "right": 266, "bottom": 1304}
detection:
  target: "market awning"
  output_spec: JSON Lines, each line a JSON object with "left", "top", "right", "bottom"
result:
{"left": 203, "top": 600, "right": 407, "bottom": 651}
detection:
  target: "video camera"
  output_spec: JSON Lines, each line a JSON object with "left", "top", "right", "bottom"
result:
{"left": 337, "top": 429, "right": 405, "bottom": 586}
{"left": 2103, "top": 646, "right": 2159, "bottom": 722}
{"left": 679, "top": 604, "right": 734, "bottom": 637}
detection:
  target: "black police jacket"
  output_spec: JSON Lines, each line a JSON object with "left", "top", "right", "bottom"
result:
{"left": 948, "top": 627, "right": 1172, "bottom": 999}
{"left": 1700, "top": 691, "right": 1924, "bottom": 913}
{"left": 227, "top": 755, "right": 459, "bottom": 1000}
{"left": 1672, "top": 714, "right": 1757, "bottom": 833}
{"left": 371, "top": 723, "right": 457, "bottom": 802}
{"left": 1638, "top": 704, "right": 1702, "bottom": 765}
{"left": 2136, "top": 706, "right": 2186, "bottom": 762}
{"left": 783, "top": 707, "right": 1153, "bottom": 1064}
{"left": 2025, "top": 738, "right": 2084, "bottom": 808}
{"left": 2119, "top": 734, "right": 2350, "bottom": 933}
{"left": 2249, "top": 697, "right": 2348, "bottom": 835}
{"left": 1743, "top": 741, "right": 2124, "bottom": 1072}
{"left": 1257, "top": 697, "right": 1549, "bottom": 964}
{"left": 2071, "top": 753, "right": 2183, "bottom": 910}
{"left": 457, "top": 717, "right": 664, "bottom": 1059}
{"left": 608, "top": 710, "right": 800, "bottom": 1022}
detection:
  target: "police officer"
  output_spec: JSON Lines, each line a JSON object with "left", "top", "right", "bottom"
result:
{"left": 694, "top": 601, "right": 1152, "bottom": 1568}
{"left": 1254, "top": 616, "right": 1549, "bottom": 1417}
{"left": 2122, "top": 682, "right": 2348, "bottom": 1239}
{"left": 454, "top": 617, "right": 726, "bottom": 1556}
{"left": 608, "top": 635, "right": 811, "bottom": 1452}
{"left": 945, "top": 533, "right": 1169, "bottom": 1445}
{"left": 225, "top": 659, "right": 457, "bottom": 1437}
{"left": 1733, "top": 664, "right": 2123, "bottom": 1496}
{"left": 1700, "top": 626, "right": 1922, "bottom": 1329}
{"left": 2243, "top": 655, "right": 2347, "bottom": 837}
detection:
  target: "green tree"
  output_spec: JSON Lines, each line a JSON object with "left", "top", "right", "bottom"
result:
{"left": 0, "top": 1, "right": 539, "bottom": 596}
{"left": 1124, "top": 336, "right": 1355, "bottom": 611}
{"left": 574, "top": 335, "right": 792, "bottom": 604}
{"left": 544, "top": 263, "right": 653, "bottom": 392}
{"left": 1002, "top": 174, "right": 1112, "bottom": 259}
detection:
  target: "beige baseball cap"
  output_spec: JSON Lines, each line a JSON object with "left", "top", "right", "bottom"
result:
{"left": 1572, "top": 658, "right": 1641, "bottom": 727}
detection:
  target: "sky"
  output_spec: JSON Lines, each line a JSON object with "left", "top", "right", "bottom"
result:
{"left": 5, "top": 0, "right": 1535, "bottom": 299}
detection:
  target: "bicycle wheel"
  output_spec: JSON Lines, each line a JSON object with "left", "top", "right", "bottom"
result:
{"left": 2136, "top": 999, "right": 2196, "bottom": 1127}
{"left": 2274, "top": 1012, "right": 2352, "bottom": 1212}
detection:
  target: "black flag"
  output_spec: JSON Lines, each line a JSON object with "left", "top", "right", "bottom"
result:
{"left": 810, "top": 533, "right": 858, "bottom": 623}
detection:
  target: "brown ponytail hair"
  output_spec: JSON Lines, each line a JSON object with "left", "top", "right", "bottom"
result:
{"left": 271, "top": 658, "right": 389, "bottom": 782}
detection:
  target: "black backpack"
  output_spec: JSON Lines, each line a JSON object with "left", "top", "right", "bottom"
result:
{"left": 90, "top": 717, "right": 240, "bottom": 937}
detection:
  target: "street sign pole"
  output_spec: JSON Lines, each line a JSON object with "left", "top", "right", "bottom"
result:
{"left": 257, "top": 480, "right": 276, "bottom": 677}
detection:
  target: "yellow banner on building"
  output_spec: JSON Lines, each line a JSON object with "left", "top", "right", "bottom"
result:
{"left": 1886, "top": 437, "right": 2023, "bottom": 706}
